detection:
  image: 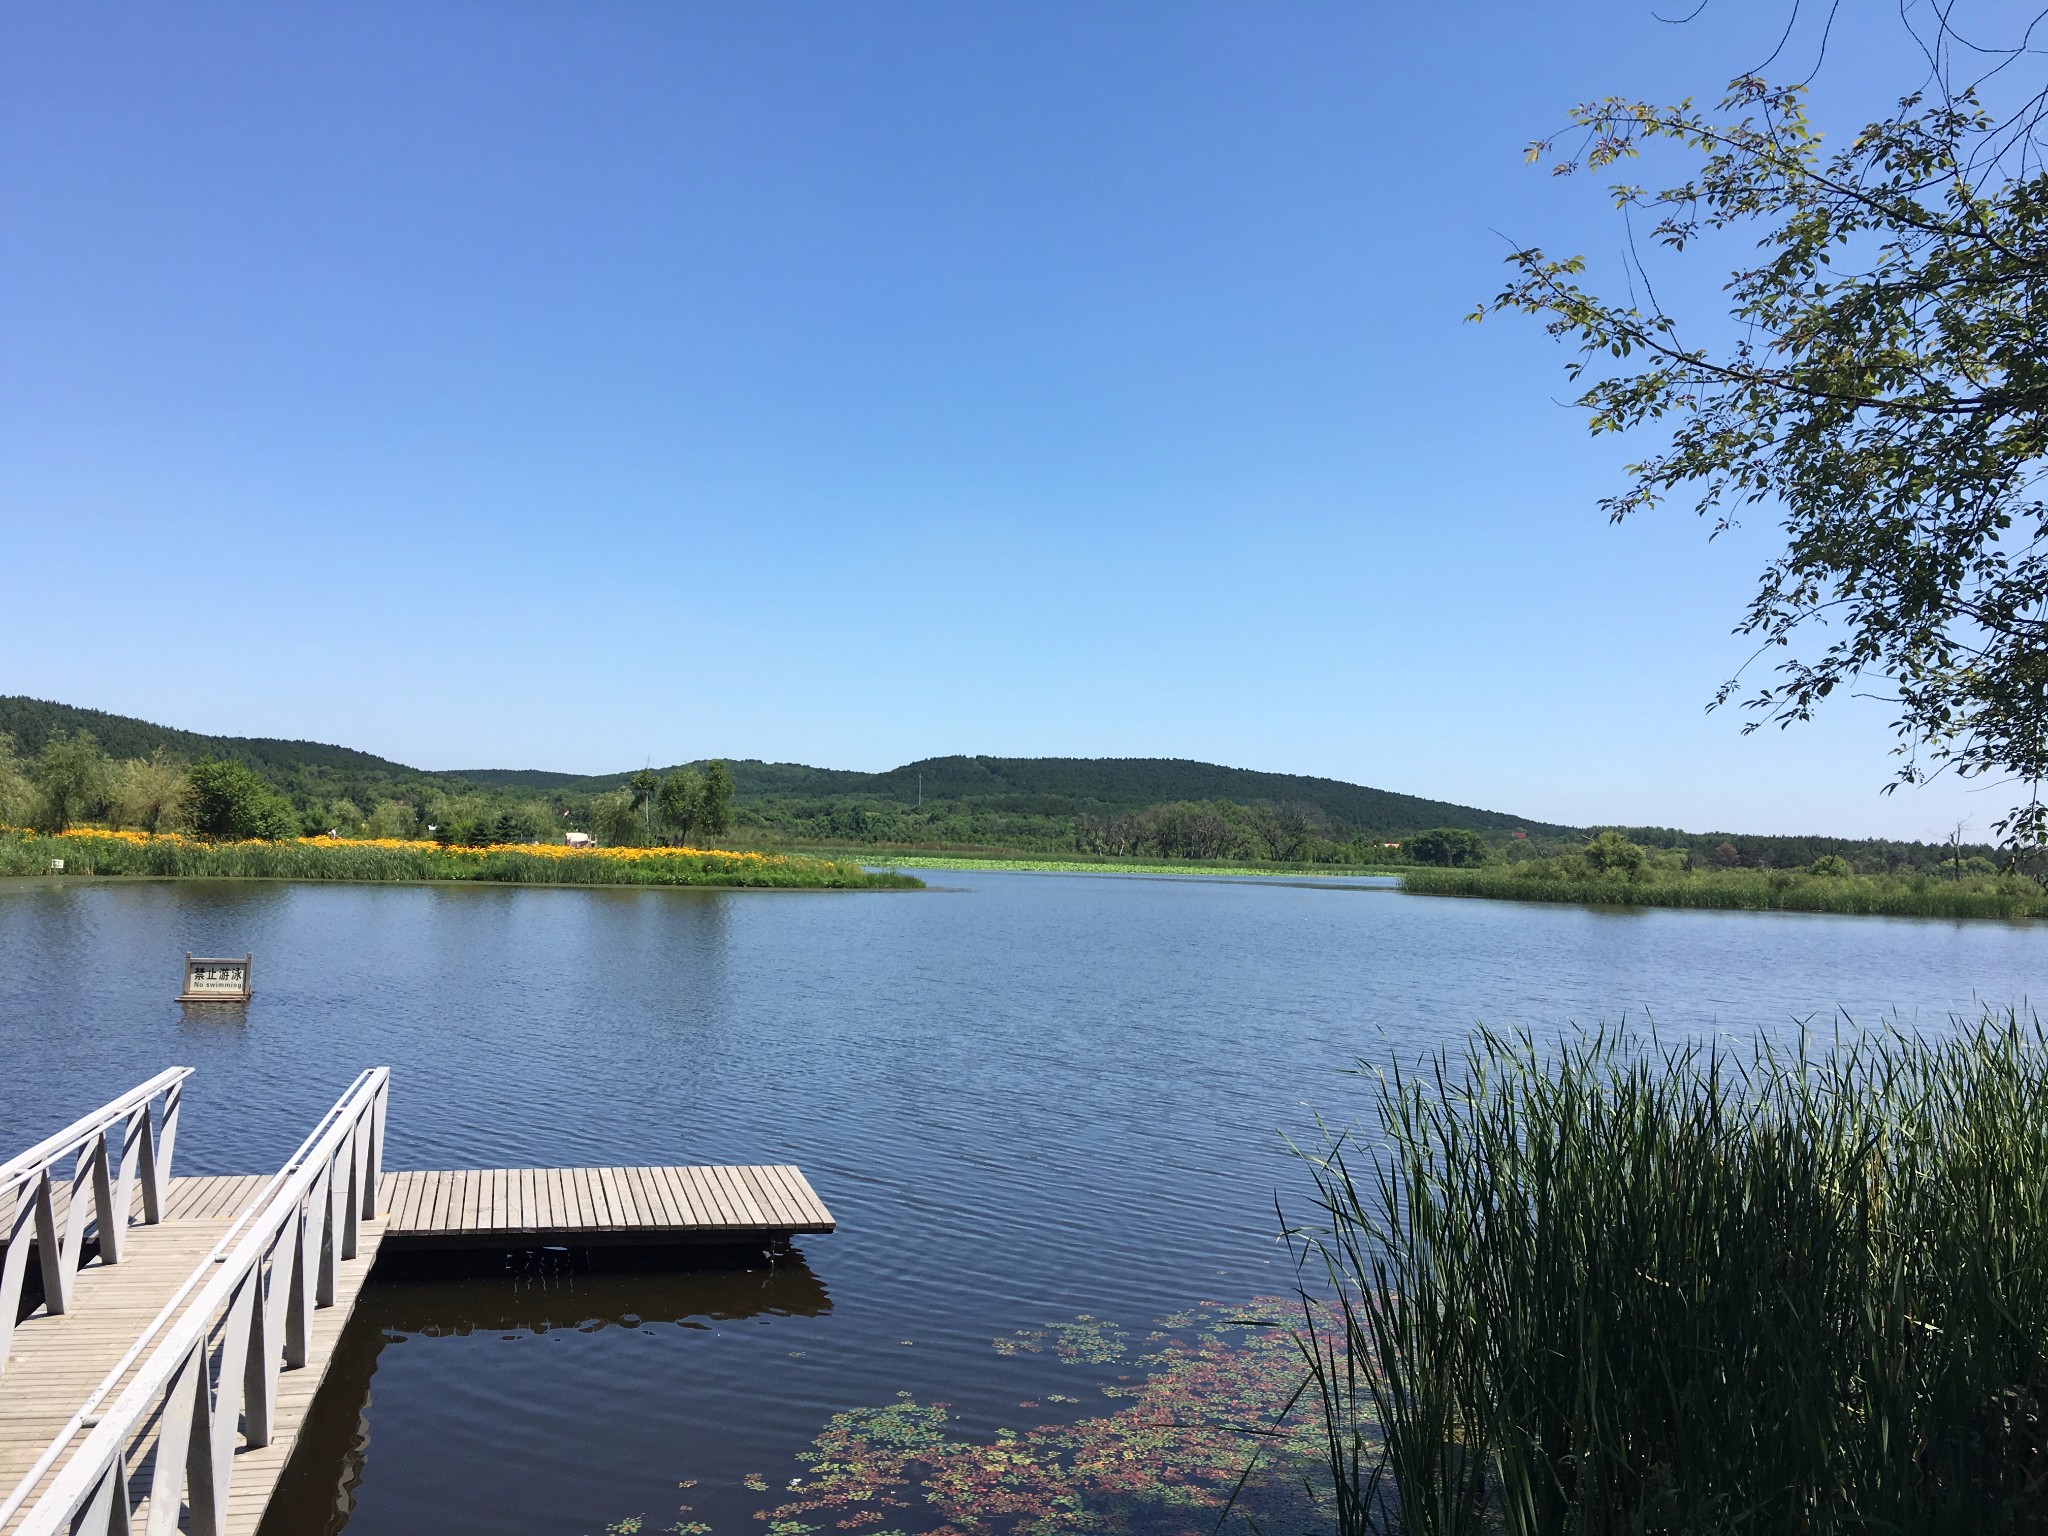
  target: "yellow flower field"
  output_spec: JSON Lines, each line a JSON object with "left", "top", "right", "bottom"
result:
{"left": 9, "top": 826, "right": 772, "bottom": 862}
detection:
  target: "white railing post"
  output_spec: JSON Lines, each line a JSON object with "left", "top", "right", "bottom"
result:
{"left": 248, "top": 1229, "right": 292, "bottom": 1447}
{"left": 106, "top": 1106, "right": 149, "bottom": 1258}
{"left": 343, "top": 1119, "right": 369, "bottom": 1259}
{"left": 88, "top": 1127, "right": 119, "bottom": 1265}
{"left": 203, "top": 1271, "right": 259, "bottom": 1528}
{"left": 42, "top": 1145, "right": 99, "bottom": 1316}
{"left": 153, "top": 1075, "right": 183, "bottom": 1199}
{"left": 73, "top": 1459, "right": 128, "bottom": 1536}
{"left": 312, "top": 1161, "right": 339, "bottom": 1309}
{"left": 144, "top": 1341, "right": 207, "bottom": 1536}
{"left": 284, "top": 1191, "right": 313, "bottom": 1371}
{"left": 364, "top": 1078, "right": 387, "bottom": 1218}
{"left": 0, "top": 1182, "right": 39, "bottom": 1374}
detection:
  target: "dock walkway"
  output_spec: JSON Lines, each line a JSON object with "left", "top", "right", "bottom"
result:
{"left": 0, "top": 1068, "right": 834, "bottom": 1536}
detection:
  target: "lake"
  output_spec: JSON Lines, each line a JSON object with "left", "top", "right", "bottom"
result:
{"left": 1, "top": 871, "right": 2041, "bottom": 1535}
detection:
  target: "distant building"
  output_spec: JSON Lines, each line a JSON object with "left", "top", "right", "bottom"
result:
{"left": 565, "top": 831, "right": 592, "bottom": 848}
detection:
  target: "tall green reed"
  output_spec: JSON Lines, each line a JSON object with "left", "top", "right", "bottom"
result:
{"left": 1289, "top": 1016, "right": 2048, "bottom": 1534}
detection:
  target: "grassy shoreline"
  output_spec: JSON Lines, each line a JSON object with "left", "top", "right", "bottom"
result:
{"left": 835, "top": 852, "right": 1403, "bottom": 878}
{"left": 1403, "top": 863, "right": 2048, "bottom": 918}
{"left": 1, "top": 828, "right": 922, "bottom": 890}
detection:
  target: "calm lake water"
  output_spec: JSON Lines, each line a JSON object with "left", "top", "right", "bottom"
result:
{"left": 1, "top": 871, "right": 2042, "bottom": 1535}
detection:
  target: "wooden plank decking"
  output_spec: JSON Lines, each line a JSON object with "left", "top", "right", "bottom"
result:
{"left": 145, "top": 1165, "right": 835, "bottom": 1244}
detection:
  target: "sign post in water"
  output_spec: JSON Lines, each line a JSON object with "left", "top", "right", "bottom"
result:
{"left": 177, "top": 953, "right": 253, "bottom": 1003}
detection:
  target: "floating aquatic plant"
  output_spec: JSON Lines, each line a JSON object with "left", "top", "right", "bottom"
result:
{"left": 624, "top": 1296, "right": 1342, "bottom": 1536}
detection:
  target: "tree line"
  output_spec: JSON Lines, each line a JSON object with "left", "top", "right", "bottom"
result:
{"left": 0, "top": 730, "right": 737, "bottom": 848}
{"left": 7, "top": 727, "right": 2015, "bottom": 874}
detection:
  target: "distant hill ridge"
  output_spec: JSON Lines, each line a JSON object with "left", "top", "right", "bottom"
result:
{"left": 0, "top": 697, "right": 413, "bottom": 779}
{"left": 0, "top": 695, "right": 1567, "bottom": 836}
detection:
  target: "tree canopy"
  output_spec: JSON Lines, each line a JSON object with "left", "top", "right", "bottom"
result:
{"left": 31, "top": 731, "right": 112, "bottom": 832}
{"left": 182, "top": 758, "right": 296, "bottom": 841}
{"left": 1410, "top": 827, "right": 1491, "bottom": 868}
{"left": 1485, "top": 21, "right": 2048, "bottom": 846}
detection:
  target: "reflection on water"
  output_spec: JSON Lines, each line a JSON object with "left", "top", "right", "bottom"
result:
{"left": 0, "top": 871, "right": 2041, "bottom": 1533}
{"left": 270, "top": 1249, "right": 832, "bottom": 1534}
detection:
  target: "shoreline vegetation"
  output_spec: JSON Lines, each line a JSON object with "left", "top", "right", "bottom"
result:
{"left": 9, "top": 822, "right": 2038, "bottom": 916}
{"left": 0, "top": 828, "right": 921, "bottom": 891}
{"left": 1403, "top": 830, "right": 2048, "bottom": 920}
{"left": 845, "top": 848, "right": 2048, "bottom": 920}
{"left": 847, "top": 852, "right": 1402, "bottom": 878}
{"left": 1296, "top": 1013, "right": 2048, "bottom": 1531}
{"left": 2, "top": 708, "right": 2040, "bottom": 916}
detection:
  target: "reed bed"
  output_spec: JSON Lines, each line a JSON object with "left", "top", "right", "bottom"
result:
{"left": 0, "top": 829, "right": 920, "bottom": 889}
{"left": 1290, "top": 1016, "right": 2048, "bottom": 1534}
{"left": 1403, "top": 866, "right": 2048, "bottom": 919}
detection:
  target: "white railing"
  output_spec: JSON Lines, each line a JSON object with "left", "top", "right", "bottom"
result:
{"left": 0, "top": 1068, "right": 192, "bottom": 1373}
{"left": 14, "top": 1067, "right": 388, "bottom": 1536}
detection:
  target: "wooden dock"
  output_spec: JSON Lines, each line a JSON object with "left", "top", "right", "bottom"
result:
{"left": 0, "top": 1069, "right": 835, "bottom": 1536}
{"left": 163, "top": 1164, "right": 834, "bottom": 1245}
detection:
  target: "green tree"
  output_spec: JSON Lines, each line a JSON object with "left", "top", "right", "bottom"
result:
{"left": 114, "top": 748, "right": 189, "bottom": 833}
{"left": 1250, "top": 800, "right": 1326, "bottom": 862}
{"left": 482, "top": 807, "right": 535, "bottom": 845}
{"left": 365, "top": 800, "right": 414, "bottom": 839}
{"left": 182, "top": 758, "right": 295, "bottom": 841}
{"left": 1409, "top": 826, "right": 1490, "bottom": 867}
{"left": 1151, "top": 802, "right": 1235, "bottom": 861}
{"left": 629, "top": 768, "right": 660, "bottom": 842}
{"left": 32, "top": 730, "right": 113, "bottom": 832}
{"left": 1582, "top": 828, "right": 1649, "bottom": 878}
{"left": 0, "top": 733, "right": 35, "bottom": 826}
{"left": 1810, "top": 853, "right": 1853, "bottom": 877}
{"left": 590, "top": 790, "right": 641, "bottom": 847}
{"left": 657, "top": 769, "right": 702, "bottom": 846}
{"left": 1484, "top": 59, "right": 2048, "bottom": 845}
{"left": 699, "top": 760, "right": 734, "bottom": 841}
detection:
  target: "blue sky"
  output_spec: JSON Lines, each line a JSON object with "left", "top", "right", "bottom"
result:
{"left": 0, "top": 2, "right": 1999, "bottom": 838}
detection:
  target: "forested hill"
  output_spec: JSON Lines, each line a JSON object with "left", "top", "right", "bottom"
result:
{"left": 0, "top": 697, "right": 421, "bottom": 789}
{"left": 0, "top": 696, "right": 1561, "bottom": 838}
{"left": 736, "top": 756, "right": 1570, "bottom": 837}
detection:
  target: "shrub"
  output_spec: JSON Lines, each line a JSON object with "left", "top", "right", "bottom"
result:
{"left": 1581, "top": 828, "right": 1648, "bottom": 878}
{"left": 1811, "top": 853, "right": 1853, "bottom": 876}
{"left": 181, "top": 758, "right": 295, "bottom": 841}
